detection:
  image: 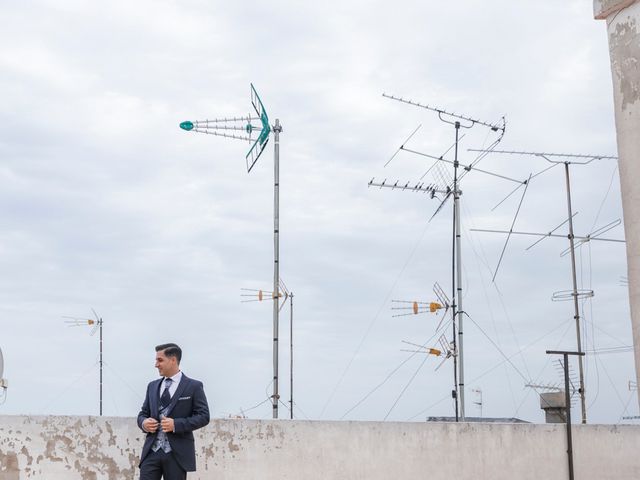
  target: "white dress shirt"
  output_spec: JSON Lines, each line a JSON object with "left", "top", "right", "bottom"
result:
{"left": 161, "top": 371, "right": 182, "bottom": 399}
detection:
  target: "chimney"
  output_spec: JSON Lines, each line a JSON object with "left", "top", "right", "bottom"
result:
{"left": 540, "top": 392, "right": 566, "bottom": 423}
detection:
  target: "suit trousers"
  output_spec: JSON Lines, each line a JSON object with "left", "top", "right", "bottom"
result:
{"left": 140, "top": 449, "right": 187, "bottom": 480}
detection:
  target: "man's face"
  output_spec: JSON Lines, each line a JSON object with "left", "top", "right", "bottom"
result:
{"left": 155, "top": 350, "right": 178, "bottom": 377}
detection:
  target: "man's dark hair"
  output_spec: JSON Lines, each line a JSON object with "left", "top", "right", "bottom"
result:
{"left": 155, "top": 343, "right": 182, "bottom": 364}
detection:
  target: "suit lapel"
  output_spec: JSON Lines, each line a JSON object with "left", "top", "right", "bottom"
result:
{"left": 166, "top": 374, "right": 190, "bottom": 417}
{"left": 150, "top": 378, "right": 163, "bottom": 419}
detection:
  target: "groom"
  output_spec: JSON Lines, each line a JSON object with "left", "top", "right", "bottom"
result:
{"left": 137, "top": 343, "right": 210, "bottom": 480}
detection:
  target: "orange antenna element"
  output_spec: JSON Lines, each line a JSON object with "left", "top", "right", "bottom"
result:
{"left": 400, "top": 341, "right": 443, "bottom": 358}
{"left": 392, "top": 299, "right": 445, "bottom": 317}
{"left": 430, "top": 302, "right": 443, "bottom": 313}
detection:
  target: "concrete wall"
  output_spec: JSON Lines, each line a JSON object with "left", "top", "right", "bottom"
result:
{"left": 594, "top": 0, "right": 640, "bottom": 407}
{"left": 0, "top": 416, "right": 638, "bottom": 480}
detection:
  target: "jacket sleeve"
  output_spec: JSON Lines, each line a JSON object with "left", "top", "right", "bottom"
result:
{"left": 137, "top": 383, "right": 152, "bottom": 431}
{"left": 173, "top": 381, "right": 210, "bottom": 434}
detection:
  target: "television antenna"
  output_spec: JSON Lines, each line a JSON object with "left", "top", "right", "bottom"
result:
{"left": 468, "top": 149, "right": 622, "bottom": 424}
{"left": 394, "top": 282, "right": 457, "bottom": 380}
{"left": 371, "top": 93, "right": 510, "bottom": 420}
{"left": 241, "top": 279, "right": 295, "bottom": 419}
{"left": 400, "top": 334, "right": 455, "bottom": 372}
{"left": 525, "top": 382, "right": 564, "bottom": 393}
{"left": 0, "top": 347, "right": 8, "bottom": 405}
{"left": 63, "top": 309, "right": 103, "bottom": 416}
{"left": 181, "top": 83, "right": 284, "bottom": 418}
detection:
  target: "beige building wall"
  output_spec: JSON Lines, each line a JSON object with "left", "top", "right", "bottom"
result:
{"left": 594, "top": 0, "right": 640, "bottom": 408}
{"left": 0, "top": 415, "right": 638, "bottom": 480}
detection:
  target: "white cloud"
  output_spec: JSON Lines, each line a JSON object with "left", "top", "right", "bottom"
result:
{"left": 0, "top": 0, "right": 633, "bottom": 425}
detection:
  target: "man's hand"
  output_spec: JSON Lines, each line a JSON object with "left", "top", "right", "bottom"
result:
{"left": 142, "top": 418, "right": 159, "bottom": 433}
{"left": 161, "top": 416, "right": 175, "bottom": 433}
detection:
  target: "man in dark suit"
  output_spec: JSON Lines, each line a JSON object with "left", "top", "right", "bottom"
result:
{"left": 137, "top": 343, "right": 210, "bottom": 480}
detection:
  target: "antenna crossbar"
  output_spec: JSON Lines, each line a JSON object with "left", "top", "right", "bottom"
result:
{"left": 383, "top": 93, "right": 505, "bottom": 132}
{"left": 401, "top": 147, "right": 525, "bottom": 185}
{"left": 470, "top": 227, "right": 624, "bottom": 244}
{"left": 368, "top": 178, "right": 449, "bottom": 195}
{"left": 192, "top": 116, "right": 259, "bottom": 124}
{"left": 468, "top": 149, "right": 617, "bottom": 164}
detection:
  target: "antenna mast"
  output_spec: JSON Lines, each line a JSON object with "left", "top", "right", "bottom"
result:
{"left": 469, "top": 149, "right": 620, "bottom": 424}
{"left": 375, "top": 93, "right": 507, "bottom": 420}
{"left": 64, "top": 309, "right": 103, "bottom": 415}
{"left": 181, "top": 84, "right": 284, "bottom": 419}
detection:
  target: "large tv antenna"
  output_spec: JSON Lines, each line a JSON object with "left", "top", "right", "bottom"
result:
{"left": 371, "top": 93, "right": 510, "bottom": 421}
{"left": 241, "top": 278, "right": 295, "bottom": 419}
{"left": 468, "top": 149, "right": 622, "bottom": 424}
{"left": 0, "top": 347, "right": 7, "bottom": 405}
{"left": 63, "top": 309, "right": 103, "bottom": 416}
{"left": 181, "top": 84, "right": 284, "bottom": 418}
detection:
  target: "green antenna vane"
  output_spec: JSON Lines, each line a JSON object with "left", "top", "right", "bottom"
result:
{"left": 179, "top": 84, "right": 271, "bottom": 172}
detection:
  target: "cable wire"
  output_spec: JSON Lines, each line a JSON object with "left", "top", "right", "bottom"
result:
{"left": 40, "top": 360, "right": 98, "bottom": 412}
{"left": 383, "top": 353, "right": 431, "bottom": 421}
{"left": 319, "top": 219, "right": 434, "bottom": 419}
{"left": 406, "top": 318, "right": 567, "bottom": 421}
{"left": 340, "top": 320, "right": 451, "bottom": 420}
{"left": 103, "top": 360, "right": 143, "bottom": 402}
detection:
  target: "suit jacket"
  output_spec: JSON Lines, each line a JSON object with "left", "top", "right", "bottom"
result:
{"left": 137, "top": 374, "right": 210, "bottom": 472}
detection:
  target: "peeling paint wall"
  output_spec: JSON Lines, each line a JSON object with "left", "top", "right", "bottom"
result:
{"left": 594, "top": 0, "right": 638, "bottom": 19}
{"left": 0, "top": 416, "right": 639, "bottom": 479}
{"left": 594, "top": 0, "right": 640, "bottom": 410}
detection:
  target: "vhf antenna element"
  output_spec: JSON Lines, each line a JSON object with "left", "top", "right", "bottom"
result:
{"left": 469, "top": 148, "right": 622, "bottom": 425}
{"left": 241, "top": 278, "right": 295, "bottom": 419}
{"left": 63, "top": 309, "right": 103, "bottom": 416}
{"left": 180, "top": 84, "right": 284, "bottom": 418}
{"left": 372, "top": 93, "right": 509, "bottom": 421}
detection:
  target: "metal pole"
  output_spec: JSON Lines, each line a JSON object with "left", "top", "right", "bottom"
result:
{"left": 562, "top": 353, "right": 574, "bottom": 480}
{"left": 453, "top": 121, "right": 465, "bottom": 421}
{"left": 272, "top": 119, "right": 282, "bottom": 419}
{"left": 290, "top": 292, "right": 294, "bottom": 420}
{"left": 546, "top": 350, "right": 584, "bottom": 480}
{"left": 99, "top": 318, "right": 103, "bottom": 417}
{"left": 451, "top": 122, "right": 459, "bottom": 422}
{"left": 563, "top": 163, "right": 587, "bottom": 424}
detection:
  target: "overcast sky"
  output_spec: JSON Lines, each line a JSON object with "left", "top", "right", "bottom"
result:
{"left": 0, "top": 0, "right": 635, "bottom": 424}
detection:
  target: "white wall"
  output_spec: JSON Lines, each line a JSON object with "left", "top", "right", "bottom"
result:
{"left": 0, "top": 416, "right": 638, "bottom": 480}
{"left": 594, "top": 0, "right": 640, "bottom": 409}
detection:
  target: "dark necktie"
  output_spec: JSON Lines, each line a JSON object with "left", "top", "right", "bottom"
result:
{"left": 160, "top": 378, "right": 173, "bottom": 409}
